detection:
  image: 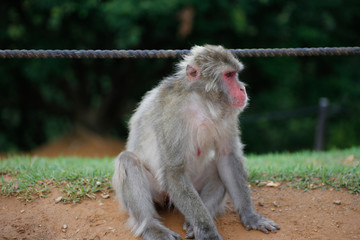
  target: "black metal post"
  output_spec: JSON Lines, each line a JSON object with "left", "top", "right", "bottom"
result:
{"left": 314, "top": 98, "right": 329, "bottom": 151}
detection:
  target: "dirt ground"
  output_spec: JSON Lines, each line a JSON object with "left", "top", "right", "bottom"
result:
{"left": 30, "top": 129, "right": 126, "bottom": 158}
{"left": 1, "top": 131, "right": 360, "bottom": 240}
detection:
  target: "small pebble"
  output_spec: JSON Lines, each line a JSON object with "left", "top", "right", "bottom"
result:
{"left": 266, "top": 181, "right": 280, "bottom": 187}
{"left": 101, "top": 194, "right": 110, "bottom": 199}
{"left": 55, "top": 196, "right": 63, "bottom": 203}
{"left": 333, "top": 200, "right": 341, "bottom": 205}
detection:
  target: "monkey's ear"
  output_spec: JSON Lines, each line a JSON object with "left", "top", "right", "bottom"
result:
{"left": 186, "top": 65, "right": 200, "bottom": 82}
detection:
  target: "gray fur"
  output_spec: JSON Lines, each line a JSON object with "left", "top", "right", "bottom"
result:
{"left": 112, "top": 45, "right": 279, "bottom": 240}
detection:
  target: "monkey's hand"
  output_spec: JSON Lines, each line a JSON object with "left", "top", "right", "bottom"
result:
{"left": 195, "top": 229, "right": 224, "bottom": 240}
{"left": 183, "top": 220, "right": 223, "bottom": 240}
{"left": 142, "top": 223, "right": 182, "bottom": 240}
{"left": 241, "top": 211, "right": 280, "bottom": 234}
{"left": 183, "top": 221, "right": 223, "bottom": 240}
{"left": 183, "top": 221, "right": 195, "bottom": 239}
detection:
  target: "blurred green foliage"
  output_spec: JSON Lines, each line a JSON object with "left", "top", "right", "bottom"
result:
{"left": 0, "top": 0, "right": 359, "bottom": 153}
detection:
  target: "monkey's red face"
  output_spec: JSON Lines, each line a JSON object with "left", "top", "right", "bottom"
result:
{"left": 223, "top": 70, "right": 247, "bottom": 108}
{"left": 186, "top": 64, "right": 248, "bottom": 108}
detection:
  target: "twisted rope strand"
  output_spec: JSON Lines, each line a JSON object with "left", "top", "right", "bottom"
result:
{"left": 0, "top": 47, "right": 359, "bottom": 59}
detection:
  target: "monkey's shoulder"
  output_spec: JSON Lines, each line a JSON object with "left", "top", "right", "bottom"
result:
{"left": 158, "top": 77, "right": 190, "bottom": 94}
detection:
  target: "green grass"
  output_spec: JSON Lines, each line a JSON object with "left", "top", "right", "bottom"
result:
{"left": 0, "top": 156, "right": 114, "bottom": 203}
{"left": 247, "top": 147, "right": 360, "bottom": 193}
{"left": 1, "top": 147, "right": 359, "bottom": 203}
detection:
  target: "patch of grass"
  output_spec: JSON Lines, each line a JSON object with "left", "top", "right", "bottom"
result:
{"left": 0, "top": 156, "right": 114, "bottom": 203}
{"left": 247, "top": 147, "right": 360, "bottom": 193}
{"left": 1, "top": 147, "right": 359, "bottom": 203}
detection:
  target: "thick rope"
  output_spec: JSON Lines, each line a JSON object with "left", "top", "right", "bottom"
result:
{"left": 0, "top": 47, "right": 359, "bottom": 59}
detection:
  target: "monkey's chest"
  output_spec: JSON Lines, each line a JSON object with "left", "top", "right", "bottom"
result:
{"left": 186, "top": 99, "right": 231, "bottom": 154}
{"left": 186, "top": 145, "right": 217, "bottom": 190}
{"left": 185, "top": 100, "right": 232, "bottom": 182}
{"left": 190, "top": 119, "right": 230, "bottom": 156}
{"left": 185, "top": 126, "right": 228, "bottom": 188}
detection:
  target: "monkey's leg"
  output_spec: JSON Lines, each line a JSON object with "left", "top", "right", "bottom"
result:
{"left": 184, "top": 174, "right": 226, "bottom": 239}
{"left": 113, "top": 151, "right": 181, "bottom": 240}
{"left": 217, "top": 154, "right": 280, "bottom": 234}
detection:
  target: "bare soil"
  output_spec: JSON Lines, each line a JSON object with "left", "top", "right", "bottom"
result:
{"left": 31, "top": 128, "right": 125, "bottom": 158}
{"left": 1, "top": 187, "right": 360, "bottom": 240}
{"left": 1, "top": 132, "right": 360, "bottom": 240}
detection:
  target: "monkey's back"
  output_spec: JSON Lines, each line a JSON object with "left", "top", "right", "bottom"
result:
{"left": 126, "top": 86, "right": 163, "bottom": 173}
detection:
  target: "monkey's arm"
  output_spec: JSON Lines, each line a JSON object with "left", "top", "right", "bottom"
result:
{"left": 217, "top": 145, "right": 280, "bottom": 233}
{"left": 163, "top": 160, "right": 223, "bottom": 240}
{"left": 152, "top": 112, "right": 224, "bottom": 240}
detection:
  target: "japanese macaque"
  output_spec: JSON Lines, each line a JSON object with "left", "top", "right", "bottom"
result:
{"left": 112, "top": 45, "right": 280, "bottom": 240}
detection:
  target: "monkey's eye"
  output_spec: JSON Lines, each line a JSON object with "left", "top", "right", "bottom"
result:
{"left": 224, "top": 71, "right": 236, "bottom": 78}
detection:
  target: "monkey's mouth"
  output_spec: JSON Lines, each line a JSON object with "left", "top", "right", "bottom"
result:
{"left": 232, "top": 99, "right": 247, "bottom": 108}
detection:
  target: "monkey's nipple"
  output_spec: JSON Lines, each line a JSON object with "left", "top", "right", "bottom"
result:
{"left": 197, "top": 148, "right": 201, "bottom": 157}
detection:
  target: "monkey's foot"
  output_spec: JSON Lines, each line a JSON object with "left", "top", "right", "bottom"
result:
{"left": 183, "top": 221, "right": 195, "bottom": 239}
{"left": 142, "top": 224, "right": 181, "bottom": 240}
{"left": 241, "top": 212, "right": 280, "bottom": 234}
